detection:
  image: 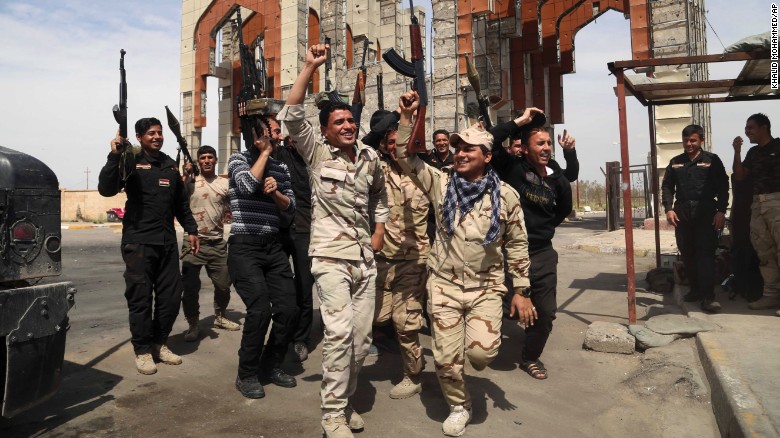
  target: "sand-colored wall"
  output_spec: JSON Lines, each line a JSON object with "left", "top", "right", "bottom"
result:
{"left": 61, "top": 190, "right": 127, "bottom": 222}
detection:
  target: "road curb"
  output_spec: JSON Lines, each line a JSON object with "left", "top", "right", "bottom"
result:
{"left": 696, "top": 332, "right": 776, "bottom": 437}
{"left": 673, "top": 287, "right": 778, "bottom": 437}
{"left": 61, "top": 223, "right": 123, "bottom": 230}
{"left": 573, "top": 244, "right": 652, "bottom": 258}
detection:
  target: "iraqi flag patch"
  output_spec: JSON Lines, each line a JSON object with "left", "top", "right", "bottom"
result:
{"left": 159, "top": 179, "right": 170, "bottom": 187}
{"left": 136, "top": 163, "right": 152, "bottom": 170}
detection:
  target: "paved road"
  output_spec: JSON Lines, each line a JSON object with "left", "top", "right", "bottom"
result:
{"left": 2, "top": 218, "right": 719, "bottom": 437}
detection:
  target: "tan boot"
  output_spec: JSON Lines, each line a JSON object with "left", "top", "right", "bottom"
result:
{"left": 748, "top": 295, "right": 780, "bottom": 310}
{"left": 442, "top": 405, "right": 472, "bottom": 437}
{"left": 389, "top": 375, "right": 422, "bottom": 399}
{"left": 214, "top": 312, "right": 240, "bottom": 331}
{"left": 153, "top": 344, "right": 182, "bottom": 365}
{"left": 344, "top": 404, "right": 364, "bottom": 430}
{"left": 184, "top": 318, "right": 200, "bottom": 342}
{"left": 321, "top": 413, "right": 354, "bottom": 438}
{"left": 135, "top": 353, "right": 157, "bottom": 375}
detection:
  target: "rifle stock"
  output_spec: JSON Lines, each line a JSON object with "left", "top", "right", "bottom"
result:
{"left": 352, "top": 39, "right": 369, "bottom": 106}
{"left": 351, "top": 39, "right": 371, "bottom": 128}
{"left": 382, "top": 0, "right": 427, "bottom": 153}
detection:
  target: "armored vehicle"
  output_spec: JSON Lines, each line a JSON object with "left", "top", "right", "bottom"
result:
{"left": 0, "top": 145, "right": 76, "bottom": 418}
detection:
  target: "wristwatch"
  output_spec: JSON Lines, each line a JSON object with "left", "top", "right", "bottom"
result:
{"left": 516, "top": 287, "right": 532, "bottom": 297}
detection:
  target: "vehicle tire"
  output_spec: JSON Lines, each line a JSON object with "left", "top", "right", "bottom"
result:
{"left": 107, "top": 211, "right": 118, "bottom": 222}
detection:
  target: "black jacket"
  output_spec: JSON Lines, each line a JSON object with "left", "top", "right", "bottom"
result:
{"left": 661, "top": 150, "right": 729, "bottom": 214}
{"left": 491, "top": 139, "right": 573, "bottom": 253}
{"left": 98, "top": 150, "right": 197, "bottom": 245}
{"left": 490, "top": 119, "right": 579, "bottom": 181}
{"left": 273, "top": 145, "right": 312, "bottom": 232}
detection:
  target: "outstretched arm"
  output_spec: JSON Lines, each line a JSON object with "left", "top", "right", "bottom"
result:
{"left": 286, "top": 44, "right": 328, "bottom": 106}
{"left": 98, "top": 130, "right": 125, "bottom": 197}
{"left": 278, "top": 44, "right": 329, "bottom": 167}
{"left": 558, "top": 129, "right": 579, "bottom": 181}
{"left": 395, "top": 91, "right": 441, "bottom": 204}
{"left": 732, "top": 136, "right": 749, "bottom": 181}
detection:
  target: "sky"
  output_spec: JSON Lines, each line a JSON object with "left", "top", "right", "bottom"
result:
{"left": 0, "top": 1, "right": 776, "bottom": 189}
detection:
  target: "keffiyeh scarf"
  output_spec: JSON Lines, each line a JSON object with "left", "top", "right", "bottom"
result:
{"left": 441, "top": 168, "right": 502, "bottom": 245}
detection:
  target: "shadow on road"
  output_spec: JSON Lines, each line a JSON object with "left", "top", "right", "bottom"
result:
{"left": 1, "top": 359, "right": 122, "bottom": 436}
{"left": 569, "top": 272, "right": 632, "bottom": 293}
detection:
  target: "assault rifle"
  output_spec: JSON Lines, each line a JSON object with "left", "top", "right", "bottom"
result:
{"left": 111, "top": 49, "right": 136, "bottom": 183}
{"left": 464, "top": 53, "right": 492, "bottom": 130}
{"left": 112, "top": 49, "right": 128, "bottom": 147}
{"left": 382, "top": 0, "right": 427, "bottom": 153}
{"left": 165, "top": 106, "right": 199, "bottom": 176}
{"left": 351, "top": 39, "right": 372, "bottom": 127}
{"left": 376, "top": 73, "right": 384, "bottom": 111}
{"left": 234, "top": 9, "right": 271, "bottom": 151}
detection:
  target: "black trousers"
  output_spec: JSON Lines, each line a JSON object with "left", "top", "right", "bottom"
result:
{"left": 674, "top": 202, "right": 718, "bottom": 300}
{"left": 502, "top": 246, "right": 558, "bottom": 363}
{"left": 228, "top": 236, "right": 297, "bottom": 379}
{"left": 280, "top": 229, "right": 314, "bottom": 345}
{"left": 121, "top": 243, "right": 183, "bottom": 355}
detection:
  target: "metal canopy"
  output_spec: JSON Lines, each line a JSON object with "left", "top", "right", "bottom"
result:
{"left": 606, "top": 50, "right": 777, "bottom": 324}
{"left": 612, "top": 52, "right": 778, "bottom": 106}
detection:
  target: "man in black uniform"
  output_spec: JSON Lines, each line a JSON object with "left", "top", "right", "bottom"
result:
{"left": 99, "top": 117, "right": 200, "bottom": 375}
{"left": 274, "top": 119, "right": 316, "bottom": 363}
{"left": 490, "top": 108, "right": 575, "bottom": 381}
{"left": 662, "top": 124, "right": 729, "bottom": 313}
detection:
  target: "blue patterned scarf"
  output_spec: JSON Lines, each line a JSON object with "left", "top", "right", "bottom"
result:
{"left": 441, "top": 168, "right": 502, "bottom": 245}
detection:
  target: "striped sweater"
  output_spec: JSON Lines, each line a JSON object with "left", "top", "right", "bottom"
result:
{"left": 227, "top": 150, "right": 296, "bottom": 237}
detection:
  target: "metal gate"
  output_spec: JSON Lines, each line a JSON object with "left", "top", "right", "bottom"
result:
{"left": 605, "top": 161, "right": 655, "bottom": 231}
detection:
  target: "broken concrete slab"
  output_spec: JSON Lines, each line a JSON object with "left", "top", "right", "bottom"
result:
{"left": 584, "top": 321, "right": 635, "bottom": 354}
{"left": 629, "top": 324, "right": 681, "bottom": 350}
{"left": 645, "top": 314, "right": 719, "bottom": 335}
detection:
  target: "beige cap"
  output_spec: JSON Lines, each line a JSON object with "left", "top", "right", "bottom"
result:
{"left": 449, "top": 123, "right": 494, "bottom": 150}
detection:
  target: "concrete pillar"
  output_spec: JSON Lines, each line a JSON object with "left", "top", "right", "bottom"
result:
{"left": 320, "top": 0, "right": 348, "bottom": 90}
{"left": 431, "top": 0, "right": 461, "bottom": 133}
{"left": 649, "top": 0, "right": 711, "bottom": 182}
{"left": 280, "top": 0, "right": 308, "bottom": 99}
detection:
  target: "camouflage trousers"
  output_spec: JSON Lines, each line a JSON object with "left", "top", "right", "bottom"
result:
{"left": 311, "top": 256, "right": 376, "bottom": 414}
{"left": 374, "top": 257, "right": 427, "bottom": 377}
{"left": 180, "top": 238, "right": 232, "bottom": 319}
{"left": 750, "top": 195, "right": 780, "bottom": 296}
{"left": 428, "top": 273, "right": 504, "bottom": 409}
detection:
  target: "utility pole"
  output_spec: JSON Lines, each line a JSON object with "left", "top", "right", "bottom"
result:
{"left": 84, "top": 167, "right": 91, "bottom": 190}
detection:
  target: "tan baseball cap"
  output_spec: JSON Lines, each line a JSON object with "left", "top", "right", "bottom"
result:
{"left": 449, "top": 123, "right": 494, "bottom": 150}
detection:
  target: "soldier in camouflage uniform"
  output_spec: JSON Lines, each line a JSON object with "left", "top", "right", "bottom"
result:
{"left": 394, "top": 91, "right": 531, "bottom": 437}
{"left": 278, "top": 43, "right": 388, "bottom": 438}
{"left": 362, "top": 110, "right": 430, "bottom": 399}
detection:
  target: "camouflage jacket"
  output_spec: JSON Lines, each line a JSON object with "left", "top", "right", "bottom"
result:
{"left": 184, "top": 174, "right": 229, "bottom": 241}
{"left": 278, "top": 104, "right": 388, "bottom": 262}
{"left": 378, "top": 158, "right": 431, "bottom": 261}
{"left": 395, "top": 125, "right": 531, "bottom": 291}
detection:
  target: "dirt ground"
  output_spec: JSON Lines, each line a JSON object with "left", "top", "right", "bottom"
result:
{"left": 1, "top": 216, "right": 719, "bottom": 437}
